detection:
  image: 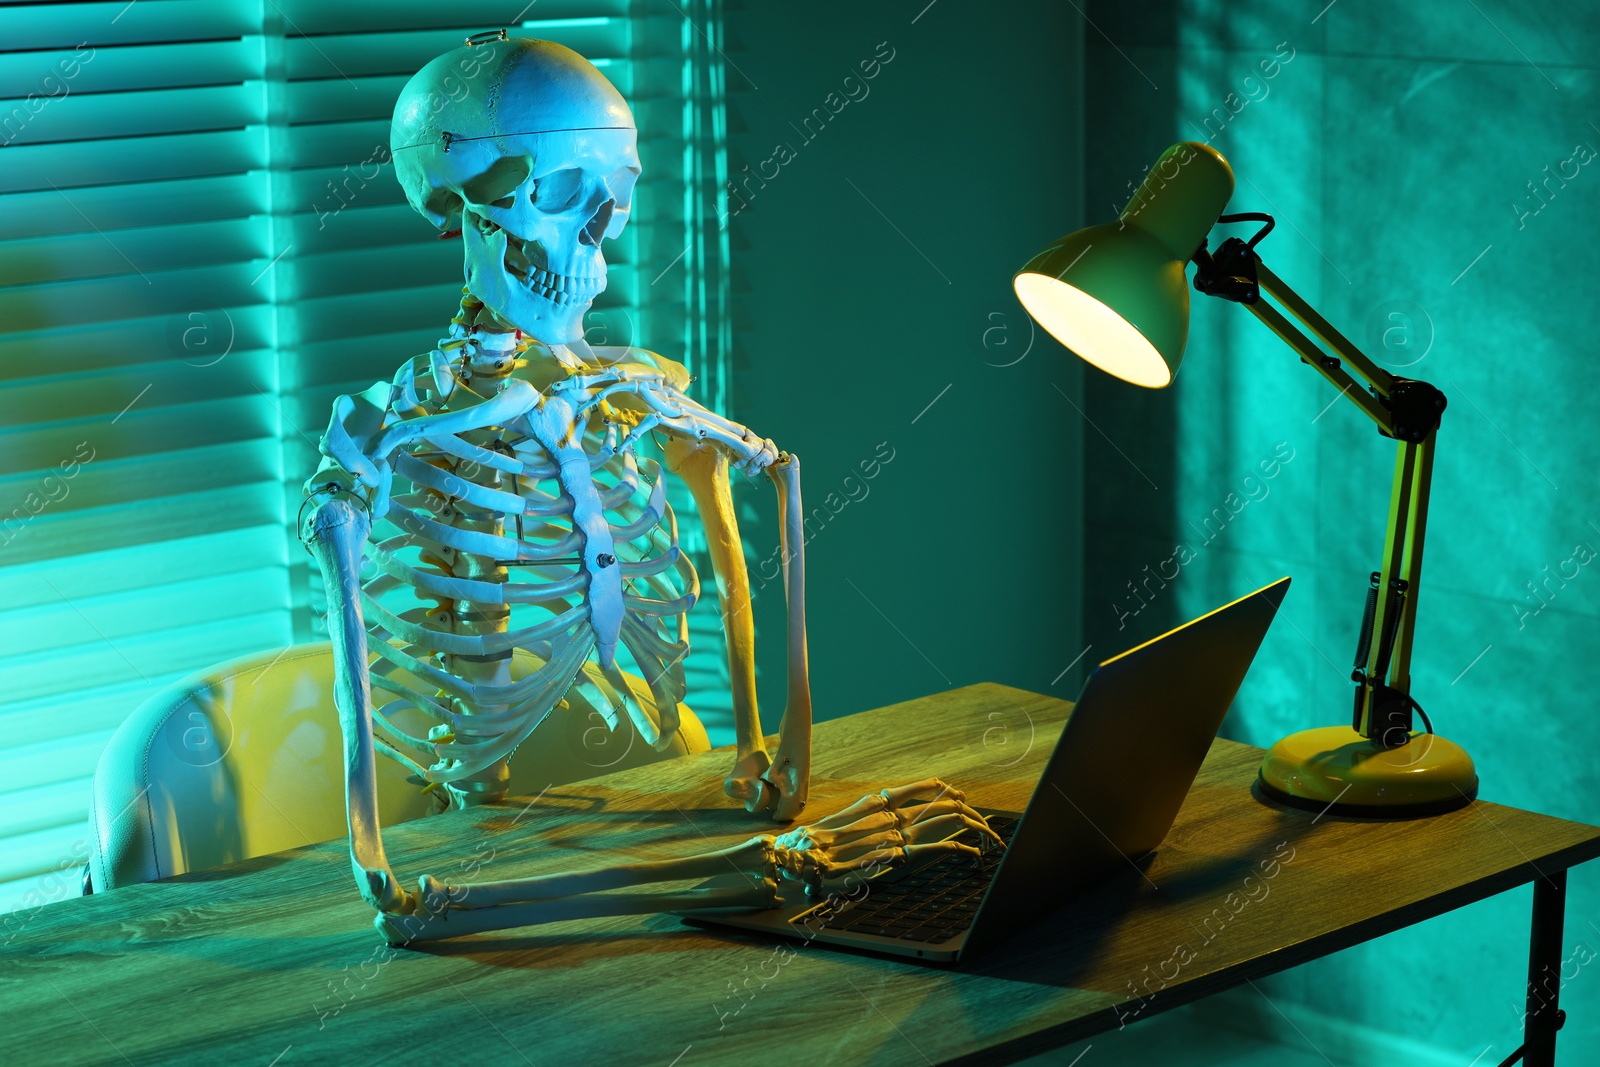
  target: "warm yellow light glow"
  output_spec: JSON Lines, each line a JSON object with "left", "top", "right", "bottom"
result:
{"left": 1014, "top": 273, "right": 1172, "bottom": 388}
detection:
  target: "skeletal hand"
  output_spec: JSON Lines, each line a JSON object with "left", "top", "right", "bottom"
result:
{"left": 769, "top": 778, "right": 1003, "bottom": 894}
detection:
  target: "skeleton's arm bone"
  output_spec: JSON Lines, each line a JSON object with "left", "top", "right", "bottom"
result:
{"left": 301, "top": 492, "right": 417, "bottom": 916}
{"left": 664, "top": 438, "right": 766, "bottom": 796}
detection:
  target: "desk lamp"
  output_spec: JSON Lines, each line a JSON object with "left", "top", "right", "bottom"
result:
{"left": 1015, "top": 141, "right": 1477, "bottom": 817}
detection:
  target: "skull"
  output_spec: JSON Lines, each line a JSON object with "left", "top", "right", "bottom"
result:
{"left": 390, "top": 36, "right": 640, "bottom": 343}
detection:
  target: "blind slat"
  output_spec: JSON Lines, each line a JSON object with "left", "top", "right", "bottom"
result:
{"left": 0, "top": 39, "right": 253, "bottom": 99}
{"left": 0, "top": 355, "right": 273, "bottom": 429}
{"left": 0, "top": 483, "right": 281, "bottom": 567}
{"left": 0, "top": 174, "right": 264, "bottom": 242}
{"left": 0, "top": 307, "right": 272, "bottom": 383}
{"left": 0, "top": 526, "right": 286, "bottom": 611}
{"left": 0, "top": 778, "right": 92, "bottom": 842}
{"left": 0, "top": 0, "right": 258, "bottom": 51}
{"left": 0, "top": 265, "right": 272, "bottom": 333}
{"left": 1, "top": 82, "right": 264, "bottom": 147}
{"left": 0, "top": 568, "right": 287, "bottom": 659}
{"left": 0, "top": 611, "right": 289, "bottom": 706}
{"left": 0, "top": 128, "right": 266, "bottom": 195}
{"left": 0, "top": 218, "right": 263, "bottom": 288}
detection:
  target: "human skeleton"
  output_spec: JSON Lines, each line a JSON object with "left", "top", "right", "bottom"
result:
{"left": 300, "top": 35, "right": 996, "bottom": 943}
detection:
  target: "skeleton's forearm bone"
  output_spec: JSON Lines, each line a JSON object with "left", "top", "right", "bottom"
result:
{"left": 764, "top": 453, "right": 813, "bottom": 821}
{"left": 426, "top": 836, "right": 773, "bottom": 910}
{"left": 303, "top": 495, "right": 413, "bottom": 915}
{"left": 372, "top": 779, "right": 1000, "bottom": 944}
{"left": 380, "top": 877, "right": 775, "bottom": 946}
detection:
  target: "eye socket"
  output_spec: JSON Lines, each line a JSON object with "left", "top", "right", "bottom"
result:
{"left": 531, "top": 168, "right": 584, "bottom": 212}
{"left": 458, "top": 156, "right": 532, "bottom": 209}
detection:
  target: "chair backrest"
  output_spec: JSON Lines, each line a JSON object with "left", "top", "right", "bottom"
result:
{"left": 86, "top": 642, "right": 709, "bottom": 891}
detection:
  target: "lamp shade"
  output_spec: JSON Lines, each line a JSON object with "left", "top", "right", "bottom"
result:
{"left": 1014, "top": 142, "right": 1235, "bottom": 387}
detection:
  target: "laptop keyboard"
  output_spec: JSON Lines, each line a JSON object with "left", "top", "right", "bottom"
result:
{"left": 801, "top": 814, "right": 1020, "bottom": 944}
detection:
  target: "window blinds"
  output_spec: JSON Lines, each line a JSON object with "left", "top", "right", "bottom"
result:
{"left": 0, "top": 0, "right": 731, "bottom": 917}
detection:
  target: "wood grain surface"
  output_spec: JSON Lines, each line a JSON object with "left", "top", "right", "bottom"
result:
{"left": 5, "top": 682, "right": 1599, "bottom": 1066}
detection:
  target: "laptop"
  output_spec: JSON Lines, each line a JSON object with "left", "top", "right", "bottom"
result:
{"left": 682, "top": 576, "right": 1290, "bottom": 964}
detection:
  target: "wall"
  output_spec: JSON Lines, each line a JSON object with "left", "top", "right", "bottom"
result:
{"left": 721, "top": 2, "right": 1086, "bottom": 731}
{"left": 1082, "top": 0, "right": 1600, "bottom": 1061}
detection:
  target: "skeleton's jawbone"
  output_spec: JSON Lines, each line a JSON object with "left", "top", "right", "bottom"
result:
{"left": 466, "top": 269, "right": 590, "bottom": 344}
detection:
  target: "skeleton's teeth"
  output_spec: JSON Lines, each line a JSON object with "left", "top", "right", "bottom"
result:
{"left": 513, "top": 259, "right": 603, "bottom": 307}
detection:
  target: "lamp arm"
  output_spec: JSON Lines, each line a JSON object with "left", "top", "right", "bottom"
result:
{"left": 1255, "top": 262, "right": 1397, "bottom": 398}
{"left": 1193, "top": 242, "right": 1446, "bottom": 746}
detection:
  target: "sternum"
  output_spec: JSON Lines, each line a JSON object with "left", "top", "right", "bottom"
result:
{"left": 532, "top": 395, "right": 623, "bottom": 670}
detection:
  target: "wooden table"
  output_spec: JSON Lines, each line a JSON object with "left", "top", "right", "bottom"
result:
{"left": 7, "top": 683, "right": 1600, "bottom": 1066}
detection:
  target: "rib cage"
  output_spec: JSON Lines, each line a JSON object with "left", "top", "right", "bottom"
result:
{"left": 357, "top": 351, "right": 701, "bottom": 788}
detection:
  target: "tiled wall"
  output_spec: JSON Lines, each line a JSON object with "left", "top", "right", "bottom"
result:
{"left": 1083, "top": 1, "right": 1600, "bottom": 1060}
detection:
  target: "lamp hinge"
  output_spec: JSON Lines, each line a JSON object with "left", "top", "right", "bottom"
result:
{"left": 1192, "top": 236, "right": 1260, "bottom": 305}
{"left": 1379, "top": 378, "right": 1447, "bottom": 443}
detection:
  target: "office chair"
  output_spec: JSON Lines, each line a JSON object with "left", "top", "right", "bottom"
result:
{"left": 85, "top": 642, "right": 709, "bottom": 891}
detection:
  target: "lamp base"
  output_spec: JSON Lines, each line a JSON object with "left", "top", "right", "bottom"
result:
{"left": 1257, "top": 725, "right": 1478, "bottom": 818}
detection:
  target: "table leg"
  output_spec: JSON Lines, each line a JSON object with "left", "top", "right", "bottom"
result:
{"left": 1518, "top": 869, "right": 1568, "bottom": 1067}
